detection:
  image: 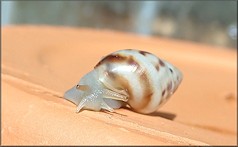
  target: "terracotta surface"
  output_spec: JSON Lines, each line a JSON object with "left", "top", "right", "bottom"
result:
{"left": 1, "top": 25, "right": 237, "bottom": 145}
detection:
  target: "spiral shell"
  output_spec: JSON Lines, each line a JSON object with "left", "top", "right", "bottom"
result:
{"left": 64, "top": 49, "right": 183, "bottom": 114}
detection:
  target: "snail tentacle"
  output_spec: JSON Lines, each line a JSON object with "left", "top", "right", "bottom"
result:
{"left": 76, "top": 97, "right": 87, "bottom": 113}
{"left": 101, "top": 101, "right": 114, "bottom": 112}
{"left": 102, "top": 88, "right": 128, "bottom": 102}
{"left": 99, "top": 78, "right": 129, "bottom": 97}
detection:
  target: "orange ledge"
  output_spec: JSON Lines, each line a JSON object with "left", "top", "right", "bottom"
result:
{"left": 1, "top": 25, "right": 237, "bottom": 145}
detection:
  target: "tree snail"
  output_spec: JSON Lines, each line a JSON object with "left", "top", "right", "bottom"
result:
{"left": 64, "top": 49, "right": 183, "bottom": 114}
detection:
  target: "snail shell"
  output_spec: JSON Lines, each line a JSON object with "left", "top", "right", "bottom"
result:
{"left": 64, "top": 49, "right": 183, "bottom": 114}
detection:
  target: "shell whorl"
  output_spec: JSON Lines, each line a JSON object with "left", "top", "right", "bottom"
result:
{"left": 94, "top": 49, "right": 178, "bottom": 114}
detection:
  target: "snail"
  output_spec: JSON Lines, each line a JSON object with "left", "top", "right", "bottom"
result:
{"left": 64, "top": 49, "right": 183, "bottom": 114}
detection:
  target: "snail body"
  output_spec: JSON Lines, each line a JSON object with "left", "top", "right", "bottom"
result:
{"left": 64, "top": 49, "right": 183, "bottom": 114}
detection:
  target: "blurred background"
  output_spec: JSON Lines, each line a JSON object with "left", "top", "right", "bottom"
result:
{"left": 2, "top": 1, "right": 237, "bottom": 49}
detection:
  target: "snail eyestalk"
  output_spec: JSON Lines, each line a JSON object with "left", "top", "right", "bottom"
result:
{"left": 76, "top": 85, "right": 90, "bottom": 91}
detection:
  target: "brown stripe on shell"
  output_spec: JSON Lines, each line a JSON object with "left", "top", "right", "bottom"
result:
{"left": 123, "top": 54, "right": 154, "bottom": 111}
{"left": 159, "top": 89, "right": 166, "bottom": 105}
{"left": 129, "top": 66, "right": 153, "bottom": 112}
{"left": 167, "top": 81, "right": 173, "bottom": 91}
{"left": 155, "top": 64, "right": 160, "bottom": 71}
{"left": 94, "top": 54, "right": 127, "bottom": 68}
{"left": 169, "top": 68, "right": 173, "bottom": 73}
{"left": 105, "top": 70, "right": 132, "bottom": 99}
{"left": 159, "top": 59, "right": 165, "bottom": 67}
{"left": 127, "top": 55, "right": 140, "bottom": 68}
{"left": 162, "top": 89, "right": 166, "bottom": 97}
{"left": 139, "top": 50, "right": 150, "bottom": 56}
{"left": 159, "top": 82, "right": 173, "bottom": 106}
